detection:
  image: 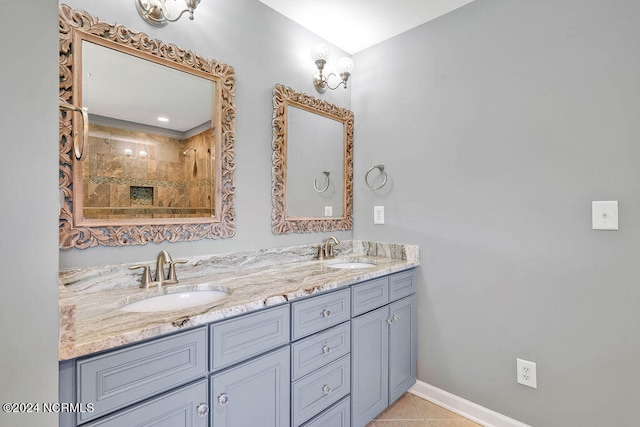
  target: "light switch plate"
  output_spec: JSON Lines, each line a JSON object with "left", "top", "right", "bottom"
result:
{"left": 374, "top": 206, "right": 384, "bottom": 224}
{"left": 324, "top": 206, "right": 333, "bottom": 217}
{"left": 592, "top": 201, "right": 618, "bottom": 230}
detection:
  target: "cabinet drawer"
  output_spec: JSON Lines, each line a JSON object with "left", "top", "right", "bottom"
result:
{"left": 76, "top": 327, "right": 207, "bottom": 423}
{"left": 351, "top": 277, "right": 389, "bottom": 316}
{"left": 389, "top": 269, "right": 416, "bottom": 302}
{"left": 301, "top": 396, "right": 350, "bottom": 427}
{"left": 210, "top": 304, "right": 289, "bottom": 372}
{"left": 83, "top": 379, "right": 208, "bottom": 427}
{"left": 291, "top": 289, "right": 351, "bottom": 340}
{"left": 291, "top": 355, "right": 350, "bottom": 427}
{"left": 291, "top": 321, "right": 350, "bottom": 381}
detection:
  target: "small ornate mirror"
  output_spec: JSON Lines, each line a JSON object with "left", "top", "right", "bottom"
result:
{"left": 271, "top": 84, "right": 353, "bottom": 234}
{"left": 59, "top": 5, "right": 236, "bottom": 249}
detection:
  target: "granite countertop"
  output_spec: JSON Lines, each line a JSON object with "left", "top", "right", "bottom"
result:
{"left": 59, "top": 241, "right": 419, "bottom": 361}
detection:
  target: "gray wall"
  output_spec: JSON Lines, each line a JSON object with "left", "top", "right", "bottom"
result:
{"left": 60, "top": 0, "right": 352, "bottom": 268}
{"left": 352, "top": 0, "right": 640, "bottom": 425}
{"left": 0, "top": 1, "right": 60, "bottom": 426}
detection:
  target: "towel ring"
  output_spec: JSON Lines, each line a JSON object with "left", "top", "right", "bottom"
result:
{"left": 60, "top": 99, "right": 88, "bottom": 161}
{"left": 314, "top": 170, "right": 331, "bottom": 193}
{"left": 365, "top": 164, "right": 387, "bottom": 190}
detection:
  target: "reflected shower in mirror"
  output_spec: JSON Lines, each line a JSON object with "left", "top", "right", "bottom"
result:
{"left": 81, "top": 41, "right": 215, "bottom": 220}
{"left": 58, "top": 4, "right": 236, "bottom": 249}
{"left": 272, "top": 84, "right": 353, "bottom": 234}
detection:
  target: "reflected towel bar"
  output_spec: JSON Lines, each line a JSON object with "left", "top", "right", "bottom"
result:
{"left": 313, "top": 170, "right": 331, "bottom": 193}
{"left": 59, "top": 99, "right": 88, "bottom": 160}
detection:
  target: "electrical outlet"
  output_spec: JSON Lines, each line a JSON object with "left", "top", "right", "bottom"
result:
{"left": 516, "top": 358, "right": 537, "bottom": 389}
{"left": 374, "top": 206, "right": 385, "bottom": 224}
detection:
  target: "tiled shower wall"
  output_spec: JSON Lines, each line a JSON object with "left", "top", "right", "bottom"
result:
{"left": 83, "top": 123, "right": 213, "bottom": 219}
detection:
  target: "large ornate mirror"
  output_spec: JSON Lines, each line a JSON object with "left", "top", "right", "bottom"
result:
{"left": 271, "top": 84, "right": 353, "bottom": 234}
{"left": 59, "top": 5, "right": 236, "bottom": 249}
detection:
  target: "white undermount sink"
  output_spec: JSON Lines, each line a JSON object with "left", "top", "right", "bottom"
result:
{"left": 327, "top": 261, "right": 376, "bottom": 269}
{"left": 120, "top": 289, "right": 229, "bottom": 313}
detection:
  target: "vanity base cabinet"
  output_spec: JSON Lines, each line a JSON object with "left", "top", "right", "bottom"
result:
{"left": 388, "top": 296, "right": 417, "bottom": 404}
{"left": 210, "top": 346, "right": 290, "bottom": 427}
{"left": 351, "top": 293, "right": 416, "bottom": 427}
{"left": 60, "top": 268, "right": 416, "bottom": 427}
{"left": 83, "top": 379, "right": 208, "bottom": 427}
{"left": 351, "top": 307, "right": 389, "bottom": 427}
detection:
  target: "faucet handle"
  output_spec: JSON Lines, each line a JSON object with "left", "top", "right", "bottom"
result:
{"left": 167, "top": 259, "right": 188, "bottom": 283}
{"left": 129, "top": 265, "right": 153, "bottom": 288}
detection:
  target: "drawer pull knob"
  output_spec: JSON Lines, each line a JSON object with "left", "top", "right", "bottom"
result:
{"left": 218, "top": 393, "right": 230, "bottom": 406}
{"left": 322, "top": 345, "right": 332, "bottom": 354}
{"left": 393, "top": 313, "right": 399, "bottom": 321}
{"left": 197, "top": 403, "right": 209, "bottom": 417}
{"left": 321, "top": 309, "right": 331, "bottom": 318}
{"left": 386, "top": 317, "right": 394, "bottom": 324}
{"left": 321, "top": 384, "right": 332, "bottom": 394}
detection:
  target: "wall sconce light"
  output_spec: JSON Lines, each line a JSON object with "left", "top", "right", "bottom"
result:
{"left": 136, "top": 0, "right": 201, "bottom": 27}
{"left": 311, "top": 43, "right": 354, "bottom": 93}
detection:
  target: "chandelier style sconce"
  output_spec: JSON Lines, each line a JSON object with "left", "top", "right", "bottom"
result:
{"left": 311, "top": 43, "right": 354, "bottom": 93}
{"left": 136, "top": 0, "right": 201, "bottom": 27}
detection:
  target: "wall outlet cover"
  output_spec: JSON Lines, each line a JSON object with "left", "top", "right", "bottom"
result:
{"left": 516, "top": 358, "right": 537, "bottom": 389}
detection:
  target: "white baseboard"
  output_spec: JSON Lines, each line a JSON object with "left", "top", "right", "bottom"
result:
{"left": 409, "top": 381, "right": 531, "bottom": 427}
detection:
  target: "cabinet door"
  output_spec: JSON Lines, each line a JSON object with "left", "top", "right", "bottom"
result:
{"left": 389, "top": 295, "right": 416, "bottom": 403}
{"left": 83, "top": 379, "right": 208, "bottom": 427}
{"left": 210, "top": 346, "right": 290, "bottom": 427}
{"left": 351, "top": 306, "right": 389, "bottom": 427}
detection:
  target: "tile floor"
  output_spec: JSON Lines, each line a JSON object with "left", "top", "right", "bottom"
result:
{"left": 366, "top": 392, "right": 482, "bottom": 427}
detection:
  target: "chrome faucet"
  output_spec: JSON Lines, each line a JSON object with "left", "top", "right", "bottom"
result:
{"left": 318, "top": 236, "right": 340, "bottom": 260}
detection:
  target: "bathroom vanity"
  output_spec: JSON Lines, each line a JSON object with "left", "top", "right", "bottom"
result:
{"left": 58, "top": 242, "right": 418, "bottom": 427}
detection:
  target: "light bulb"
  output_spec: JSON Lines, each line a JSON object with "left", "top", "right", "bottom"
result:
{"left": 311, "top": 43, "right": 330, "bottom": 62}
{"left": 336, "top": 57, "right": 354, "bottom": 74}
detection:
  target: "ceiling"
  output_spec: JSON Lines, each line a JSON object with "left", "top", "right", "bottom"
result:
{"left": 257, "top": 0, "right": 477, "bottom": 54}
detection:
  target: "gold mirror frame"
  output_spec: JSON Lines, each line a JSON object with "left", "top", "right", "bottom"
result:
{"left": 271, "top": 84, "right": 353, "bottom": 234}
{"left": 58, "top": 5, "right": 236, "bottom": 249}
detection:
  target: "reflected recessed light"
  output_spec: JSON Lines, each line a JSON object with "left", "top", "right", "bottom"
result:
{"left": 157, "top": 117, "right": 170, "bottom": 122}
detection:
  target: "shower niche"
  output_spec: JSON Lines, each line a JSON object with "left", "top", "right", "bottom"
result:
{"left": 82, "top": 123, "right": 214, "bottom": 220}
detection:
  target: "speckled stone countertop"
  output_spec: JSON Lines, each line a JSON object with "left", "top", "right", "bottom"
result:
{"left": 59, "top": 240, "right": 419, "bottom": 361}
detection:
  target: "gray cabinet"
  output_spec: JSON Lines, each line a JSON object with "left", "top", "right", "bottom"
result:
{"left": 291, "top": 355, "right": 350, "bottom": 426}
{"left": 351, "top": 306, "right": 389, "bottom": 426}
{"left": 83, "top": 380, "right": 208, "bottom": 427}
{"left": 291, "top": 288, "right": 351, "bottom": 340}
{"left": 291, "top": 289, "right": 353, "bottom": 427}
{"left": 351, "top": 270, "right": 417, "bottom": 427}
{"left": 210, "top": 304, "right": 290, "bottom": 372}
{"left": 210, "top": 346, "right": 290, "bottom": 427}
{"left": 75, "top": 327, "right": 208, "bottom": 424}
{"left": 301, "top": 396, "right": 351, "bottom": 427}
{"left": 389, "top": 296, "right": 417, "bottom": 403}
{"left": 60, "top": 267, "right": 416, "bottom": 427}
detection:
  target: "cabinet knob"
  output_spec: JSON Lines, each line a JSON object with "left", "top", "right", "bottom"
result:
{"left": 321, "top": 345, "right": 332, "bottom": 354}
{"left": 393, "top": 313, "right": 399, "bottom": 321}
{"left": 386, "top": 317, "right": 394, "bottom": 324}
{"left": 321, "top": 309, "right": 331, "bottom": 318}
{"left": 217, "top": 393, "right": 230, "bottom": 406}
{"left": 321, "top": 384, "right": 332, "bottom": 395}
{"left": 197, "top": 403, "right": 209, "bottom": 417}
